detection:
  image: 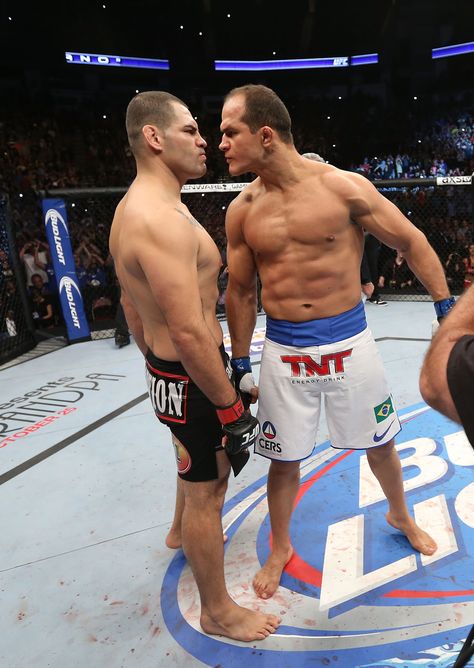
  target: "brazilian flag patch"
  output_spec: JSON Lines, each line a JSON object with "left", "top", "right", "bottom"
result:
{"left": 374, "top": 396, "right": 394, "bottom": 423}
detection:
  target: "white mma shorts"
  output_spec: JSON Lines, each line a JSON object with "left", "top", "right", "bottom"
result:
{"left": 256, "top": 302, "right": 401, "bottom": 461}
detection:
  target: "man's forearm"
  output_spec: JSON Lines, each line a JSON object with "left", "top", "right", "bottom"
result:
{"left": 225, "top": 280, "right": 257, "bottom": 358}
{"left": 403, "top": 235, "right": 450, "bottom": 302}
{"left": 171, "top": 325, "right": 237, "bottom": 407}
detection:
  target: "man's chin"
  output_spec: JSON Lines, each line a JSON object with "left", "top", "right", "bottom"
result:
{"left": 189, "top": 166, "right": 207, "bottom": 180}
{"left": 228, "top": 164, "right": 245, "bottom": 177}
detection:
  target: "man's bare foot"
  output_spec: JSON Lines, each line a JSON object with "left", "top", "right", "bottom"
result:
{"left": 386, "top": 512, "right": 437, "bottom": 556}
{"left": 253, "top": 546, "right": 294, "bottom": 599}
{"left": 166, "top": 529, "right": 228, "bottom": 550}
{"left": 201, "top": 602, "right": 280, "bottom": 642}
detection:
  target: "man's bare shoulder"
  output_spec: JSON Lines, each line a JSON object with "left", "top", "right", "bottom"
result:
{"left": 320, "top": 165, "right": 374, "bottom": 199}
{"left": 227, "top": 179, "right": 262, "bottom": 216}
{"left": 114, "top": 187, "right": 194, "bottom": 236}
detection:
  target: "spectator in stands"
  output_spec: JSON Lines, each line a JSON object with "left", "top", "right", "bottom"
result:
{"left": 30, "top": 287, "right": 55, "bottom": 329}
{"left": 365, "top": 234, "right": 387, "bottom": 305}
{"left": 0, "top": 279, "right": 20, "bottom": 338}
{"left": 73, "top": 251, "right": 89, "bottom": 289}
{"left": 379, "top": 250, "right": 416, "bottom": 290}
{"left": 28, "top": 241, "right": 57, "bottom": 293}
{"left": 76, "top": 234, "right": 105, "bottom": 269}
{"left": 18, "top": 237, "right": 49, "bottom": 287}
{"left": 4, "top": 310, "right": 17, "bottom": 337}
{"left": 457, "top": 219, "right": 472, "bottom": 246}
{"left": 445, "top": 251, "right": 466, "bottom": 293}
{"left": 114, "top": 298, "right": 130, "bottom": 348}
{"left": 85, "top": 260, "right": 107, "bottom": 288}
{"left": 29, "top": 273, "right": 51, "bottom": 296}
{"left": 464, "top": 243, "right": 474, "bottom": 290}
{"left": 82, "top": 260, "right": 108, "bottom": 320}
{"left": 0, "top": 248, "right": 13, "bottom": 280}
{"left": 2, "top": 278, "right": 19, "bottom": 312}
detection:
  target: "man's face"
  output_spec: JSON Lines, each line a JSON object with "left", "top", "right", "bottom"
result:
{"left": 219, "top": 95, "right": 261, "bottom": 176}
{"left": 160, "top": 102, "right": 207, "bottom": 180}
{"left": 32, "top": 275, "right": 43, "bottom": 289}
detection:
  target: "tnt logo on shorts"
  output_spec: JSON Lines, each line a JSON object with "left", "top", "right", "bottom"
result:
{"left": 374, "top": 396, "right": 394, "bottom": 423}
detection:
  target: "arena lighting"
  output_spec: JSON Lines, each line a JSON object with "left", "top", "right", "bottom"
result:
{"left": 432, "top": 41, "right": 474, "bottom": 59}
{"left": 351, "top": 53, "right": 378, "bottom": 66}
{"left": 214, "top": 53, "right": 378, "bottom": 70}
{"left": 65, "top": 52, "right": 170, "bottom": 70}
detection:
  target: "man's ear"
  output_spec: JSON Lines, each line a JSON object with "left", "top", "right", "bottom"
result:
{"left": 142, "top": 125, "right": 162, "bottom": 151}
{"left": 261, "top": 126, "right": 273, "bottom": 147}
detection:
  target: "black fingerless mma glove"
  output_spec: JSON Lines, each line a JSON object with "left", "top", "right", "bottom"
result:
{"left": 216, "top": 395, "right": 260, "bottom": 456}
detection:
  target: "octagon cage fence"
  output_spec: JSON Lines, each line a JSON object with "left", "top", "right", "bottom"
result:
{"left": 0, "top": 176, "right": 473, "bottom": 366}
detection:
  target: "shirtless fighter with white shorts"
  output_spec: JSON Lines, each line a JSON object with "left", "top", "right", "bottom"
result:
{"left": 219, "top": 84, "right": 455, "bottom": 600}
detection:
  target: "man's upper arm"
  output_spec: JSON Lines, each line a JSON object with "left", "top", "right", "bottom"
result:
{"left": 344, "top": 172, "right": 424, "bottom": 251}
{"left": 137, "top": 211, "right": 204, "bottom": 332}
{"left": 225, "top": 198, "right": 257, "bottom": 292}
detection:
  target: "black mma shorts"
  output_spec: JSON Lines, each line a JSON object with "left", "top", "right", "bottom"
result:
{"left": 145, "top": 345, "right": 249, "bottom": 482}
{"left": 447, "top": 334, "right": 474, "bottom": 447}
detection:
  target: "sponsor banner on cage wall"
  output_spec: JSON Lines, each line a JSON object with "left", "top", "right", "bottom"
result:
{"left": 162, "top": 402, "right": 474, "bottom": 667}
{"left": 42, "top": 199, "right": 90, "bottom": 342}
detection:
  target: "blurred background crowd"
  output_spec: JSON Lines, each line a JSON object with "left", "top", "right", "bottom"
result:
{"left": 0, "top": 0, "right": 473, "bottom": 355}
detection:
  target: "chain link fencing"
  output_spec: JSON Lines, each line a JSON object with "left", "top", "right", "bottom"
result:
{"left": 0, "top": 195, "right": 37, "bottom": 365}
{"left": 2, "top": 176, "right": 472, "bottom": 363}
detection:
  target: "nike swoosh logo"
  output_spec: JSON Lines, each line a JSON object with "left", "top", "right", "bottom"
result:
{"left": 373, "top": 420, "right": 395, "bottom": 443}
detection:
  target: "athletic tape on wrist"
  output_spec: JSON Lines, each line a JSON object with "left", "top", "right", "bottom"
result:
{"left": 434, "top": 296, "right": 456, "bottom": 319}
{"left": 231, "top": 356, "right": 252, "bottom": 374}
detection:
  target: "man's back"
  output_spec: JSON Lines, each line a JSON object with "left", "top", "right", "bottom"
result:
{"left": 110, "top": 180, "right": 223, "bottom": 360}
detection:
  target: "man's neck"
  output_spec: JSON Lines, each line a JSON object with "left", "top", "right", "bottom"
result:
{"left": 135, "top": 161, "right": 184, "bottom": 197}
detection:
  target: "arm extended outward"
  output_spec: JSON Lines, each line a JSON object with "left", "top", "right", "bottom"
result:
{"left": 346, "top": 172, "right": 451, "bottom": 303}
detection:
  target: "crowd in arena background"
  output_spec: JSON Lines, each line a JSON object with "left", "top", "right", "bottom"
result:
{"left": 352, "top": 113, "right": 474, "bottom": 180}
{"left": 1, "top": 90, "right": 473, "bottom": 198}
{"left": 0, "top": 89, "right": 473, "bottom": 341}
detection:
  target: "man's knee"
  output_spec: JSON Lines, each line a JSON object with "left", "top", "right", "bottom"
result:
{"left": 182, "top": 475, "right": 228, "bottom": 512}
{"left": 269, "top": 459, "right": 300, "bottom": 477}
{"left": 366, "top": 439, "right": 395, "bottom": 464}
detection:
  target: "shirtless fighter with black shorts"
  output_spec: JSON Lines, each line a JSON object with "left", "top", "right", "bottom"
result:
{"left": 109, "top": 90, "right": 279, "bottom": 641}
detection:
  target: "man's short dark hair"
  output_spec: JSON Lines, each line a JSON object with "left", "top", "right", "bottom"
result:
{"left": 125, "top": 91, "right": 188, "bottom": 155}
{"left": 225, "top": 84, "right": 293, "bottom": 144}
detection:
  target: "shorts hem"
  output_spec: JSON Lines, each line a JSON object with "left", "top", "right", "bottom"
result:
{"left": 330, "top": 425, "right": 402, "bottom": 450}
{"left": 254, "top": 445, "right": 315, "bottom": 463}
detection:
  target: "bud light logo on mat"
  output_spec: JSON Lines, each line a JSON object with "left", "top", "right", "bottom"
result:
{"left": 160, "top": 402, "right": 474, "bottom": 667}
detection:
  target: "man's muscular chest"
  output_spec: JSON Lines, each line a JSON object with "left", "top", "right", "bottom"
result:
{"left": 243, "top": 189, "right": 350, "bottom": 255}
{"left": 196, "top": 225, "right": 222, "bottom": 277}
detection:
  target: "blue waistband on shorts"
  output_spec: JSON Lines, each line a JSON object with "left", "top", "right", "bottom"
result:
{"left": 266, "top": 302, "right": 367, "bottom": 346}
